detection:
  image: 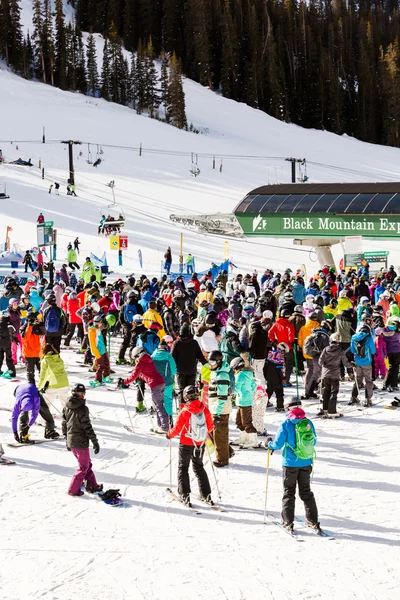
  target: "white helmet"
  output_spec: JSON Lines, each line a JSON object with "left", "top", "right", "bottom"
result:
{"left": 133, "top": 314, "right": 143, "bottom": 323}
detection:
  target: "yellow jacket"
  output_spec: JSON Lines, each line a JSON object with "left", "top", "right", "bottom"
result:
{"left": 337, "top": 297, "right": 353, "bottom": 314}
{"left": 298, "top": 319, "right": 320, "bottom": 359}
{"left": 195, "top": 290, "right": 214, "bottom": 307}
{"left": 142, "top": 308, "right": 166, "bottom": 339}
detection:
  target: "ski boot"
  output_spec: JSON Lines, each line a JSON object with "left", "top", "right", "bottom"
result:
{"left": 2, "top": 371, "right": 16, "bottom": 380}
{"left": 136, "top": 403, "right": 146, "bottom": 413}
{"left": 179, "top": 493, "right": 191, "bottom": 506}
{"left": 281, "top": 521, "right": 294, "bottom": 532}
{"left": 306, "top": 520, "right": 322, "bottom": 532}
{"left": 19, "top": 434, "right": 35, "bottom": 445}
{"left": 199, "top": 494, "right": 214, "bottom": 506}
{"left": 86, "top": 483, "right": 104, "bottom": 494}
{"left": 235, "top": 431, "right": 248, "bottom": 446}
{"left": 116, "top": 358, "right": 129, "bottom": 365}
{"left": 275, "top": 407, "right": 285, "bottom": 413}
{"left": 44, "top": 429, "right": 60, "bottom": 439}
{"left": 102, "top": 376, "right": 114, "bottom": 384}
{"left": 316, "top": 409, "right": 327, "bottom": 417}
{"left": 348, "top": 397, "right": 360, "bottom": 405}
{"left": 89, "top": 380, "right": 102, "bottom": 388}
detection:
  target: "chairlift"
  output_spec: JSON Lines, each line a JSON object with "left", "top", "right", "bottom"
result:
{"left": 87, "top": 143, "right": 93, "bottom": 165}
{"left": 0, "top": 180, "right": 10, "bottom": 199}
{"left": 99, "top": 146, "right": 104, "bottom": 155}
{"left": 298, "top": 159, "right": 309, "bottom": 183}
{"left": 98, "top": 180, "right": 125, "bottom": 236}
{"left": 190, "top": 153, "right": 200, "bottom": 177}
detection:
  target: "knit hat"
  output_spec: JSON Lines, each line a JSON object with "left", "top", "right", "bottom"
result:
{"left": 287, "top": 407, "right": 306, "bottom": 420}
{"left": 180, "top": 323, "right": 190, "bottom": 336}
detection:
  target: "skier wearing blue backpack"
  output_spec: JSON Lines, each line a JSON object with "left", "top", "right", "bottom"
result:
{"left": 267, "top": 401, "right": 319, "bottom": 533}
{"left": 42, "top": 294, "right": 66, "bottom": 353}
{"left": 117, "top": 291, "right": 143, "bottom": 365}
{"left": 167, "top": 385, "right": 214, "bottom": 506}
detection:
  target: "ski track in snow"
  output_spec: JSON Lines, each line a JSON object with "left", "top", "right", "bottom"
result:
{"left": 1, "top": 338, "right": 400, "bottom": 599}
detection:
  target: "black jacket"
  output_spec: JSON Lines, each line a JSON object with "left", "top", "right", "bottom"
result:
{"left": 248, "top": 320, "right": 270, "bottom": 359}
{"left": 62, "top": 394, "right": 98, "bottom": 449}
{"left": 171, "top": 334, "right": 206, "bottom": 374}
{"left": 0, "top": 318, "right": 15, "bottom": 349}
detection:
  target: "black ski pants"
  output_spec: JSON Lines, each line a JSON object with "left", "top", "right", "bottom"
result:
{"left": 68, "top": 261, "right": 80, "bottom": 270}
{"left": 19, "top": 396, "right": 55, "bottom": 437}
{"left": 26, "top": 357, "right": 40, "bottom": 385}
{"left": 264, "top": 362, "right": 284, "bottom": 409}
{"left": 284, "top": 349, "right": 294, "bottom": 383}
{"left": 64, "top": 323, "right": 84, "bottom": 346}
{"left": 45, "top": 333, "right": 62, "bottom": 353}
{"left": 176, "top": 373, "right": 196, "bottom": 403}
{"left": 118, "top": 325, "right": 132, "bottom": 360}
{"left": 177, "top": 444, "right": 211, "bottom": 499}
{"left": 0, "top": 346, "right": 15, "bottom": 375}
{"left": 385, "top": 352, "right": 400, "bottom": 388}
{"left": 321, "top": 377, "right": 340, "bottom": 414}
{"left": 282, "top": 465, "right": 318, "bottom": 526}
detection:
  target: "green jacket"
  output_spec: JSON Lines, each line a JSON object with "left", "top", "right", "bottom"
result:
{"left": 67, "top": 249, "right": 77, "bottom": 263}
{"left": 81, "top": 261, "right": 95, "bottom": 284}
{"left": 234, "top": 368, "right": 256, "bottom": 407}
{"left": 38, "top": 353, "right": 69, "bottom": 390}
{"left": 208, "top": 361, "right": 232, "bottom": 416}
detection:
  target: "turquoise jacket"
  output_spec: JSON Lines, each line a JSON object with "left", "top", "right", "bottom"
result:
{"left": 151, "top": 348, "right": 177, "bottom": 386}
{"left": 234, "top": 368, "right": 256, "bottom": 407}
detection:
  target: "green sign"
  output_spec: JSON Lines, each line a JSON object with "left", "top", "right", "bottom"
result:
{"left": 364, "top": 251, "right": 389, "bottom": 258}
{"left": 235, "top": 213, "right": 400, "bottom": 237}
{"left": 345, "top": 253, "right": 364, "bottom": 267}
{"left": 38, "top": 221, "right": 54, "bottom": 227}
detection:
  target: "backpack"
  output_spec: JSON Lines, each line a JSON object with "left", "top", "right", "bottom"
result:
{"left": 186, "top": 409, "right": 207, "bottom": 443}
{"left": 354, "top": 335, "right": 368, "bottom": 358}
{"left": 45, "top": 307, "right": 60, "bottom": 333}
{"left": 123, "top": 303, "right": 137, "bottom": 324}
{"left": 289, "top": 418, "right": 316, "bottom": 460}
{"left": 305, "top": 330, "right": 329, "bottom": 356}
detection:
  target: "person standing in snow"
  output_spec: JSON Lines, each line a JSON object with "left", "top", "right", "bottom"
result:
{"left": 62, "top": 383, "right": 101, "bottom": 496}
{"left": 37, "top": 213, "right": 45, "bottom": 224}
{"left": 67, "top": 246, "right": 80, "bottom": 271}
{"left": 267, "top": 402, "right": 319, "bottom": 533}
{"left": 230, "top": 356, "right": 258, "bottom": 447}
{"left": 38, "top": 344, "right": 70, "bottom": 409}
{"left": 164, "top": 247, "right": 172, "bottom": 275}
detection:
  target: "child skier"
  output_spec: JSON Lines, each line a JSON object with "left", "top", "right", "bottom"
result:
{"left": 21, "top": 312, "right": 45, "bottom": 385}
{"left": 230, "top": 356, "right": 258, "bottom": 447}
{"left": 167, "top": 385, "right": 214, "bottom": 506}
{"left": 263, "top": 343, "right": 287, "bottom": 412}
{"left": 374, "top": 327, "right": 387, "bottom": 380}
{"left": 267, "top": 402, "right": 319, "bottom": 533}
{"left": 318, "top": 332, "right": 350, "bottom": 418}
{"left": 38, "top": 344, "right": 70, "bottom": 409}
{"left": 88, "top": 315, "right": 112, "bottom": 386}
{"left": 62, "top": 383, "right": 101, "bottom": 496}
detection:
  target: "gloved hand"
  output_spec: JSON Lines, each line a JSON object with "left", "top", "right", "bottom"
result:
{"left": 165, "top": 433, "right": 170, "bottom": 439}
{"left": 13, "top": 432, "right": 20, "bottom": 443}
{"left": 66, "top": 445, "right": 71, "bottom": 451}
{"left": 117, "top": 378, "right": 129, "bottom": 390}
{"left": 213, "top": 415, "right": 222, "bottom": 425}
{"left": 266, "top": 436, "right": 273, "bottom": 444}
{"left": 93, "top": 441, "right": 100, "bottom": 455}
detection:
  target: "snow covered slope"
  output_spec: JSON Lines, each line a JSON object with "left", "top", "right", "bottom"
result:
{"left": 1, "top": 66, "right": 400, "bottom": 275}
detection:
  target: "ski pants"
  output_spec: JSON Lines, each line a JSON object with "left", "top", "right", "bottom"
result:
{"left": 68, "top": 447, "right": 98, "bottom": 495}
{"left": 136, "top": 378, "right": 145, "bottom": 404}
{"left": 264, "top": 362, "right": 284, "bottom": 409}
{"left": 176, "top": 373, "right": 196, "bottom": 403}
{"left": 321, "top": 377, "right": 340, "bottom": 414}
{"left": 177, "top": 444, "right": 211, "bottom": 499}
{"left": 64, "top": 323, "right": 84, "bottom": 346}
{"left": 25, "top": 356, "right": 40, "bottom": 385}
{"left": 95, "top": 353, "right": 110, "bottom": 382}
{"left": 164, "top": 384, "right": 173, "bottom": 416}
{"left": 43, "top": 387, "right": 69, "bottom": 409}
{"left": 352, "top": 365, "right": 373, "bottom": 400}
{"left": 305, "top": 357, "right": 321, "bottom": 395}
{"left": 12, "top": 334, "right": 23, "bottom": 365}
{"left": 282, "top": 466, "right": 318, "bottom": 526}
{"left": 284, "top": 349, "right": 294, "bottom": 383}
{"left": 208, "top": 414, "right": 234, "bottom": 466}
{"left": 339, "top": 343, "right": 352, "bottom": 378}
{"left": 236, "top": 405, "right": 257, "bottom": 433}
{"left": 294, "top": 346, "right": 304, "bottom": 372}
{"left": 45, "top": 333, "right": 62, "bottom": 353}
{"left": 19, "top": 396, "right": 55, "bottom": 437}
{"left": 252, "top": 358, "right": 266, "bottom": 388}
{"left": 0, "top": 346, "right": 15, "bottom": 375}
{"left": 68, "top": 262, "right": 80, "bottom": 271}
{"left": 151, "top": 383, "right": 169, "bottom": 431}
{"left": 384, "top": 352, "right": 400, "bottom": 389}
{"left": 118, "top": 325, "right": 132, "bottom": 360}
{"left": 374, "top": 355, "right": 387, "bottom": 379}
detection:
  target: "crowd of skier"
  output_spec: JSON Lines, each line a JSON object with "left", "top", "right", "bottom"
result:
{"left": 0, "top": 246, "right": 399, "bottom": 528}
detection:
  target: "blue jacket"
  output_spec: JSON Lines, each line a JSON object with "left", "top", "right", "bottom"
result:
{"left": 234, "top": 368, "right": 256, "bottom": 407}
{"left": 137, "top": 330, "right": 160, "bottom": 355}
{"left": 292, "top": 282, "right": 306, "bottom": 305}
{"left": 139, "top": 290, "right": 153, "bottom": 312}
{"left": 350, "top": 331, "right": 376, "bottom": 366}
{"left": 268, "top": 417, "right": 316, "bottom": 467}
{"left": 29, "top": 290, "right": 42, "bottom": 312}
{"left": 374, "top": 285, "right": 386, "bottom": 304}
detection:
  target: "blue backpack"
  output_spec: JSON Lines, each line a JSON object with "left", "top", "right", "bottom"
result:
{"left": 123, "top": 303, "right": 137, "bottom": 324}
{"left": 45, "top": 307, "right": 60, "bottom": 333}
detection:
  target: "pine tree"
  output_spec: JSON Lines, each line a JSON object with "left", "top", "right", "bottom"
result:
{"left": 75, "top": 26, "right": 87, "bottom": 94}
{"left": 135, "top": 40, "right": 146, "bottom": 114}
{"left": 167, "top": 52, "right": 187, "bottom": 129}
{"left": 21, "top": 32, "right": 34, "bottom": 79}
{"left": 127, "top": 51, "right": 138, "bottom": 109}
{"left": 54, "top": 0, "right": 67, "bottom": 89}
{"left": 86, "top": 30, "right": 99, "bottom": 97}
{"left": 31, "top": 0, "right": 46, "bottom": 83}
{"left": 42, "top": 0, "right": 55, "bottom": 86}
{"left": 380, "top": 39, "right": 400, "bottom": 146}
{"left": 108, "top": 21, "right": 127, "bottom": 105}
{"left": 160, "top": 53, "right": 170, "bottom": 121}
{"left": 0, "top": 0, "right": 23, "bottom": 70}
{"left": 144, "top": 37, "right": 161, "bottom": 118}
{"left": 101, "top": 38, "right": 111, "bottom": 100}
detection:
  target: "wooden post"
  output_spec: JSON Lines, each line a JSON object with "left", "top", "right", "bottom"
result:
{"left": 179, "top": 232, "right": 183, "bottom": 274}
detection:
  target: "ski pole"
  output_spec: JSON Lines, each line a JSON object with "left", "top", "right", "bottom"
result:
{"left": 205, "top": 439, "right": 221, "bottom": 501}
{"left": 169, "top": 437, "right": 172, "bottom": 489}
{"left": 121, "top": 389, "right": 135, "bottom": 432}
{"left": 293, "top": 343, "right": 300, "bottom": 400}
{"left": 136, "top": 381, "right": 155, "bottom": 429}
{"left": 263, "top": 448, "right": 271, "bottom": 524}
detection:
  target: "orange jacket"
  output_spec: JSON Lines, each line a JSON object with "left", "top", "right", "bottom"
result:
{"left": 22, "top": 324, "right": 43, "bottom": 358}
{"left": 298, "top": 319, "right": 320, "bottom": 359}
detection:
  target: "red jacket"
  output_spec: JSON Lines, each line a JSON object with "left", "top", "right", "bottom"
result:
{"left": 168, "top": 399, "right": 214, "bottom": 446}
{"left": 124, "top": 354, "right": 164, "bottom": 389}
{"left": 67, "top": 298, "right": 82, "bottom": 324}
{"left": 98, "top": 295, "right": 112, "bottom": 314}
{"left": 189, "top": 279, "right": 201, "bottom": 292}
{"left": 268, "top": 318, "right": 295, "bottom": 349}
{"left": 61, "top": 293, "right": 68, "bottom": 314}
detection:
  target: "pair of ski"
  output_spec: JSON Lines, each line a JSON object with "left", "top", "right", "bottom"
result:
{"left": 166, "top": 487, "right": 225, "bottom": 514}
{"left": 0, "top": 457, "right": 16, "bottom": 465}
{"left": 266, "top": 514, "right": 334, "bottom": 541}
{"left": 6, "top": 437, "right": 62, "bottom": 448}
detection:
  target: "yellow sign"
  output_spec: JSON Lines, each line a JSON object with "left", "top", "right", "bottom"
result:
{"left": 223, "top": 241, "right": 230, "bottom": 260}
{"left": 110, "top": 235, "right": 120, "bottom": 250}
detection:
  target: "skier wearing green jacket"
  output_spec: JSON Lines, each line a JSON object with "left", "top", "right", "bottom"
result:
{"left": 81, "top": 257, "right": 96, "bottom": 284}
{"left": 208, "top": 350, "right": 234, "bottom": 468}
{"left": 68, "top": 247, "right": 80, "bottom": 271}
{"left": 230, "top": 357, "right": 258, "bottom": 447}
{"left": 38, "top": 343, "right": 70, "bottom": 410}
{"left": 152, "top": 341, "right": 177, "bottom": 420}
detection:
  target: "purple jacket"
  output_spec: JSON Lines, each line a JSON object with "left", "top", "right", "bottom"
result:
{"left": 11, "top": 384, "right": 40, "bottom": 432}
{"left": 382, "top": 330, "right": 400, "bottom": 354}
{"left": 8, "top": 307, "right": 21, "bottom": 333}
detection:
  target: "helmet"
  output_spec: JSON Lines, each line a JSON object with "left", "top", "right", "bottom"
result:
{"left": 174, "top": 289, "right": 183, "bottom": 298}
{"left": 26, "top": 312, "right": 37, "bottom": 323}
{"left": 131, "top": 346, "right": 145, "bottom": 360}
{"left": 93, "top": 315, "right": 104, "bottom": 324}
{"left": 280, "top": 309, "right": 292, "bottom": 318}
{"left": 262, "top": 310, "right": 273, "bottom": 319}
{"left": 285, "top": 397, "right": 302, "bottom": 410}
{"left": 132, "top": 314, "right": 143, "bottom": 323}
{"left": 208, "top": 350, "right": 223, "bottom": 367}
{"left": 127, "top": 291, "right": 138, "bottom": 301}
{"left": 183, "top": 385, "right": 199, "bottom": 401}
{"left": 294, "top": 305, "right": 304, "bottom": 314}
{"left": 91, "top": 302, "right": 101, "bottom": 313}
{"left": 330, "top": 332, "right": 339, "bottom": 342}
{"left": 71, "top": 383, "right": 86, "bottom": 396}
{"left": 8, "top": 297, "right": 18, "bottom": 305}
{"left": 284, "top": 291, "right": 293, "bottom": 299}
{"left": 105, "top": 313, "right": 116, "bottom": 327}
{"left": 242, "top": 304, "right": 255, "bottom": 316}
{"left": 187, "top": 282, "right": 196, "bottom": 290}
{"left": 277, "top": 342, "right": 289, "bottom": 353}
{"left": 69, "top": 291, "right": 77, "bottom": 300}
{"left": 230, "top": 357, "right": 245, "bottom": 371}
{"left": 309, "top": 310, "right": 320, "bottom": 321}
